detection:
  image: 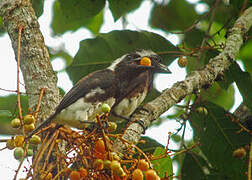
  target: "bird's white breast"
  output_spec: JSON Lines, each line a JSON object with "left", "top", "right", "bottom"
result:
{"left": 54, "top": 94, "right": 115, "bottom": 129}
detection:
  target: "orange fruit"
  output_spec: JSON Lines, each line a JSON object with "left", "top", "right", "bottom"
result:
{"left": 140, "top": 57, "right": 151, "bottom": 66}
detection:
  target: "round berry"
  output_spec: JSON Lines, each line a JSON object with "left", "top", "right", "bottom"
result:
{"left": 30, "top": 135, "right": 41, "bottom": 145}
{"left": 110, "top": 160, "right": 121, "bottom": 171}
{"left": 14, "top": 147, "right": 24, "bottom": 160}
{"left": 23, "top": 114, "right": 35, "bottom": 125}
{"left": 101, "top": 103, "right": 111, "bottom": 113}
{"left": 14, "top": 135, "right": 25, "bottom": 147}
{"left": 11, "top": 118, "right": 21, "bottom": 128}
{"left": 132, "top": 168, "right": 144, "bottom": 180}
{"left": 27, "top": 149, "right": 33, "bottom": 156}
{"left": 196, "top": 107, "right": 208, "bottom": 115}
{"left": 233, "top": 147, "right": 246, "bottom": 159}
{"left": 94, "top": 139, "right": 106, "bottom": 154}
{"left": 137, "top": 159, "right": 149, "bottom": 171}
{"left": 104, "top": 160, "right": 111, "bottom": 169}
{"left": 145, "top": 169, "right": 160, "bottom": 180}
{"left": 140, "top": 57, "right": 152, "bottom": 66}
{"left": 24, "top": 123, "right": 35, "bottom": 132}
{"left": 108, "top": 122, "right": 117, "bottom": 132}
{"left": 178, "top": 56, "right": 187, "bottom": 67}
{"left": 6, "top": 139, "right": 15, "bottom": 150}
{"left": 69, "top": 170, "right": 81, "bottom": 180}
{"left": 93, "top": 159, "right": 104, "bottom": 170}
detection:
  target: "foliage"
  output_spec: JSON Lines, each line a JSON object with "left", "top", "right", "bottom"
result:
{"left": 0, "top": 0, "right": 252, "bottom": 179}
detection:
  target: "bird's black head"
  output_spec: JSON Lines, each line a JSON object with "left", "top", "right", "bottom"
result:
{"left": 108, "top": 49, "right": 171, "bottom": 75}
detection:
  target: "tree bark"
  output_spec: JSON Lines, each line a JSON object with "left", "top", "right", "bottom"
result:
{"left": 0, "top": 0, "right": 59, "bottom": 122}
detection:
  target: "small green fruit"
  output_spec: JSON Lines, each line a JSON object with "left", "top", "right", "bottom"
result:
{"left": 23, "top": 114, "right": 35, "bottom": 125}
{"left": 14, "top": 147, "right": 24, "bottom": 160}
{"left": 11, "top": 118, "right": 21, "bottom": 128}
{"left": 196, "top": 107, "right": 208, "bottom": 115}
{"left": 30, "top": 135, "right": 41, "bottom": 145}
{"left": 101, "top": 103, "right": 111, "bottom": 113}
{"left": 108, "top": 122, "right": 117, "bottom": 132}
{"left": 27, "top": 149, "right": 33, "bottom": 156}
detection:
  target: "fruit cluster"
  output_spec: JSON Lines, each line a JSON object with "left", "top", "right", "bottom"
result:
{"left": 6, "top": 104, "right": 165, "bottom": 180}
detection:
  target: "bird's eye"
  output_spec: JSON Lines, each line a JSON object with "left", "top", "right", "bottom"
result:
{"left": 140, "top": 57, "right": 152, "bottom": 66}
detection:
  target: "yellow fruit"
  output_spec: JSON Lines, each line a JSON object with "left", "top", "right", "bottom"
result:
{"left": 23, "top": 114, "right": 35, "bottom": 125}
{"left": 30, "top": 135, "right": 41, "bottom": 145}
{"left": 11, "top": 118, "right": 21, "bottom": 128}
{"left": 140, "top": 57, "right": 152, "bottom": 66}
{"left": 24, "top": 123, "right": 35, "bottom": 132}
{"left": 6, "top": 139, "right": 15, "bottom": 150}
{"left": 104, "top": 160, "right": 111, "bottom": 169}
{"left": 93, "top": 159, "right": 104, "bottom": 170}
{"left": 14, "top": 135, "right": 25, "bottom": 147}
{"left": 137, "top": 159, "right": 149, "bottom": 171}
{"left": 110, "top": 160, "right": 121, "bottom": 171}
{"left": 233, "top": 147, "right": 246, "bottom": 159}
{"left": 132, "top": 168, "right": 144, "bottom": 180}
{"left": 69, "top": 170, "right": 81, "bottom": 180}
{"left": 145, "top": 169, "right": 160, "bottom": 180}
{"left": 113, "top": 167, "right": 126, "bottom": 177}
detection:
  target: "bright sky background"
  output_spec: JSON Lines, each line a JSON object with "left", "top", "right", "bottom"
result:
{"left": 0, "top": 0, "right": 242, "bottom": 179}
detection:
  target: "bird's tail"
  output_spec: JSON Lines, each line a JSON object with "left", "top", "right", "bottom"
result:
{"left": 26, "top": 112, "right": 57, "bottom": 139}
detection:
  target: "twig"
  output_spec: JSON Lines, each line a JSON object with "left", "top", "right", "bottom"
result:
{"left": 34, "top": 88, "right": 46, "bottom": 120}
{"left": 248, "top": 138, "right": 252, "bottom": 180}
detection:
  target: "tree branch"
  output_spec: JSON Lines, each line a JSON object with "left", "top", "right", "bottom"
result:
{"left": 113, "top": 7, "right": 252, "bottom": 151}
{"left": 0, "top": 0, "right": 59, "bottom": 123}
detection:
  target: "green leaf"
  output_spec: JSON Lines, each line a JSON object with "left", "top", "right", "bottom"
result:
{"left": 201, "top": 82, "right": 234, "bottom": 110}
{"left": 239, "top": 40, "right": 252, "bottom": 74}
{"left": 0, "top": 110, "right": 12, "bottom": 118}
{"left": 229, "top": 62, "right": 252, "bottom": 111}
{"left": 51, "top": 0, "right": 105, "bottom": 35}
{"left": 108, "top": 0, "right": 143, "bottom": 21}
{"left": 0, "top": 95, "right": 29, "bottom": 123}
{"left": 151, "top": 147, "right": 173, "bottom": 178}
{"left": 150, "top": 0, "right": 198, "bottom": 31}
{"left": 189, "top": 102, "right": 249, "bottom": 179}
{"left": 31, "top": 0, "right": 45, "bottom": 17}
{"left": 67, "top": 30, "right": 178, "bottom": 84}
{"left": 137, "top": 136, "right": 164, "bottom": 154}
{"left": 49, "top": 48, "right": 73, "bottom": 68}
{"left": 181, "top": 152, "right": 212, "bottom": 180}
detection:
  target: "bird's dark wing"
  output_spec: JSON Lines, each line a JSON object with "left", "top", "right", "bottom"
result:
{"left": 55, "top": 69, "right": 116, "bottom": 114}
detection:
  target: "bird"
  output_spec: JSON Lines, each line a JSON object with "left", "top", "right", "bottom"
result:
{"left": 27, "top": 49, "right": 171, "bottom": 138}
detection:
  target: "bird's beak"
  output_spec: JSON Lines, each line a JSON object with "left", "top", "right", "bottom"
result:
{"left": 155, "top": 62, "right": 171, "bottom": 74}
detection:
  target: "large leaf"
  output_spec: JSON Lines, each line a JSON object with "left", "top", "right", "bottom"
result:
{"left": 31, "top": 0, "right": 45, "bottom": 17}
{"left": 229, "top": 62, "right": 252, "bottom": 111}
{"left": 67, "top": 30, "right": 178, "bottom": 84}
{"left": 201, "top": 82, "right": 234, "bottom": 110}
{"left": 189, "top": 102, "right": 249, "bottom": 179}
{"left": 51, "top": 0, "right": 105, "bottom": 35}
{"left": 108, "top": 0, "right": 144, "bottom": 21}
{"left": 151, "top": 147, "right": 173, "bottom": 178}
{"left": 150, "top": 0, "right": 198, "bottom": 31}
{"left": 137, "top": 136, "right": 164, "bottom": 154}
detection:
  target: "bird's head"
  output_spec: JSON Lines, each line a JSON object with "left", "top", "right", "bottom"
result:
{"left": 108, "top": 49, "right": 171, "bottom": 75}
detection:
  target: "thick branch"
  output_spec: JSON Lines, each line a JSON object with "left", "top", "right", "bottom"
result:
{"left": 0, "top": 0, "right": 59, "bottom": 123}
{"left": 113, "top": 7, "right": 252, "bottom": 151}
